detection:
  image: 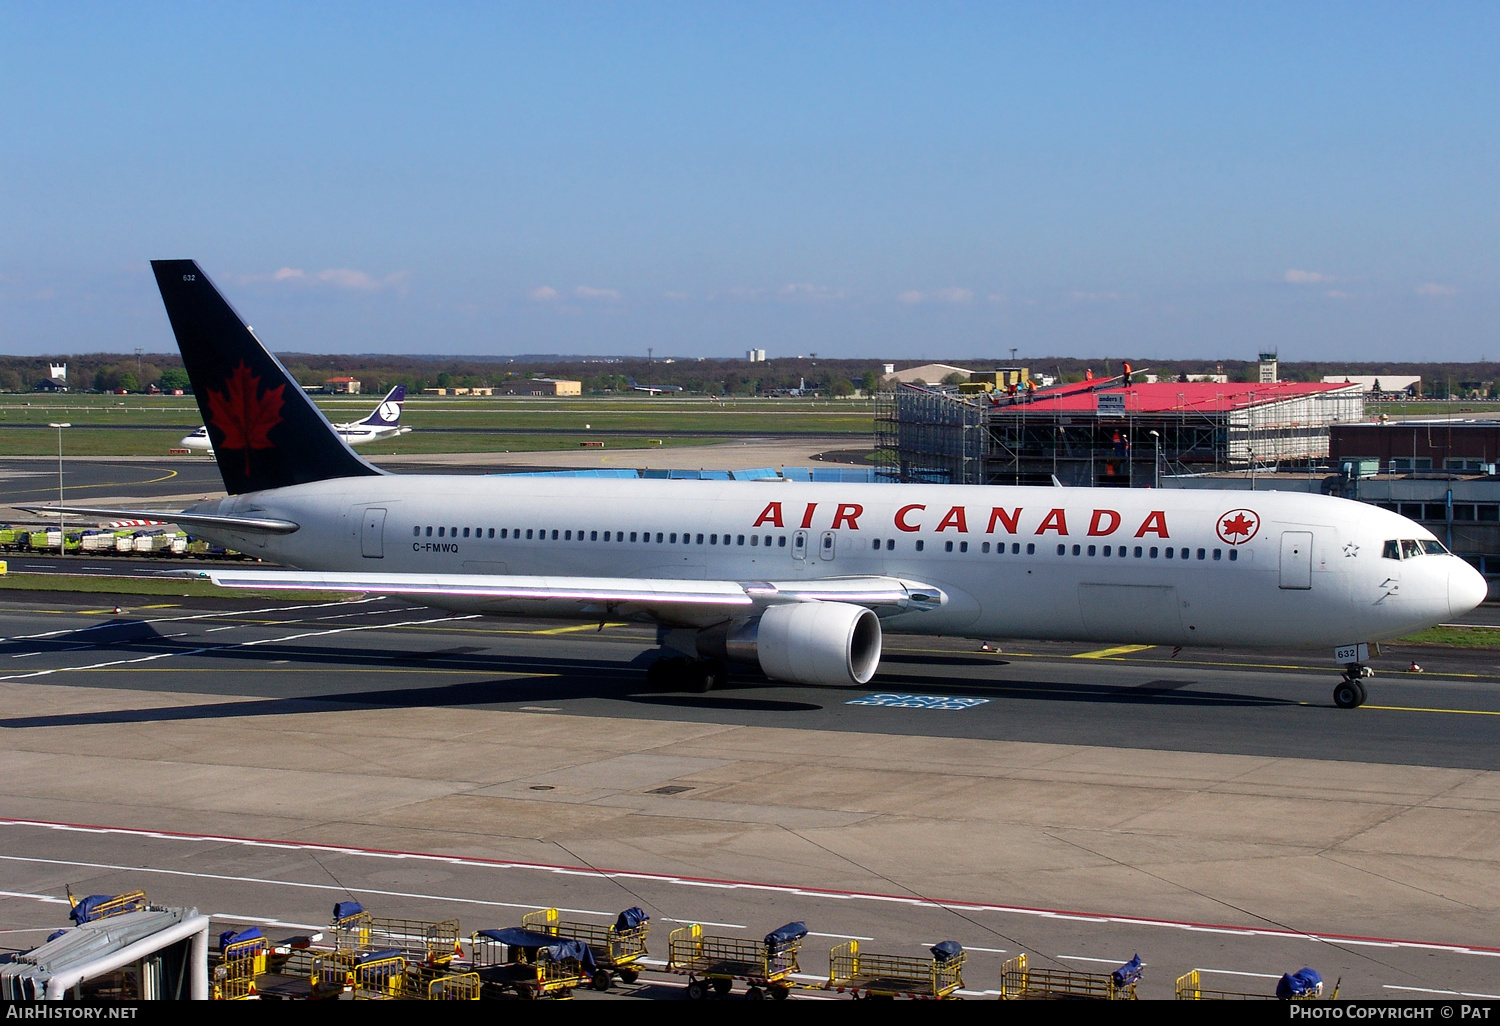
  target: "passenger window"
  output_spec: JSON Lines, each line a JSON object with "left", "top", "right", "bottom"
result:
{"left": 426, "top": 526, "right": 433, "bottom": 537}
{"left": 1229, "top": 549, "right": 1238, "bottom": 561}
{"left": 564, "top": 530, "right": 572, "bottom": 540}
{"left": 1165, "top": 547, "right": 1173, "bottom": 559}
{"left": 1150, "top": 547, "right": 1159, "bottom": 558}
{"left": 1056, "top": 544, "right": 1065, "bottom": 555}
{"left": 696, "top": 534, "right": 704, "bottom": 544}
{"left": 752, "top": 536, "right": 760, "bottom": 547}
{"left": 885, "top": 539, "right": 893, "bottom": 551}
{"left": 657, "top": 533, "right": 665, "bottom": 543}
{"left": 413, "top": 526, "right": 420, "bottom": 537}
{"left": 1102, "top": 545, "right": 1110, "bottom": 556}
{"left": 764, "top": 535, "right": 771, "bottom": 546}
{"left": 1072, "top": 544, "right": 1080, "bottom": 556}
{"left": 872, "top": 538, "right": 881, "bottom": 550}
{"left": 1026, "top": 543, "right": 1035, "bottom": 554}
{"left": 1213, "top": 549, "right": 1221, "bottom": 560}
{"left": 1087, "top": 545, "right": 1096, "bottom": 556}
{"left": 451, "top": 527, "right": 457, "bottom": 536}
{"left": 916, "top": 540, "right": 925, "bottom": 552}
{"left": 590, "top": 531, "right": 598, "bottom": 541}
{"left": 710, "top": 534, "right": 717, "bottom": 545}
{"left": 1402, "top": 540, "right": 1422, "bottom": 559}
{"left": 737, "top": 535, "right": 745, "bottom": 545}
{"left": 670, "top": 533, "right": 677, "bottom": 543}
{"left": 1133, "top": 546, "right": 1142, "bottom": 557}
{"left": 982, "top": 542, "right": 990, "bottom": 553}
{"left": 463, "top": 528, "right": 470, "bottom": 538}
{"left": 946, "top": 541, "right": 954, "bottom": 552}
{"left": 488, "top": 528, "right": 495, "bottom": 538}
{"left": 960, "top": 541, "right": 968, "bottom": 553}
{"left": 1197, "top": 549, "right": 1205, "bottom": 560}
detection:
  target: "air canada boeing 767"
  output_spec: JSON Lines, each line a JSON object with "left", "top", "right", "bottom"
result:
{"left": 36, "top": 261, "right": 1488, "bottom": 708}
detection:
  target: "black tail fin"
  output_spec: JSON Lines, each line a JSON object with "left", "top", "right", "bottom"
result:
{"left": 151, "top": 260, "right": 381, "bottom": 495}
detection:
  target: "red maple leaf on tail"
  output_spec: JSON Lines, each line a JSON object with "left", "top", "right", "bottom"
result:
{"left": 205, "top": 362, "right": 285, "bottom": 476}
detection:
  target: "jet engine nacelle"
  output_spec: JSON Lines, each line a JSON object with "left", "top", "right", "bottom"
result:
{"left": 709, "top": 601, "right": 882, "bottom": 687}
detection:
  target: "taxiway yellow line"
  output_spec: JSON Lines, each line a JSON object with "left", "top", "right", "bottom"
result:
{"left": 1363, "top": 704, "right": 1500, "bottom": 717}
{"left": 1071, "top": 644, "right": 1155, "bottom": 659}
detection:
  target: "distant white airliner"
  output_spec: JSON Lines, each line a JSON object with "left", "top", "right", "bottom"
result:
{"left": 179, "top": 385, "right": 410, "bottom": 452}
{"left": 40, "top": 261, "right": 1488, "bottom": 711}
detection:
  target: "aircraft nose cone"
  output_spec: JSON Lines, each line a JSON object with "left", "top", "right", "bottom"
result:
{"left": 1450, "top": 560, "right": 1489, "bottom": 617}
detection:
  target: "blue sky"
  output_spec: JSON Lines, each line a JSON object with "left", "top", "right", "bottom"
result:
{"left": 2, "top": 2, "right": 1496, "bottom": 361}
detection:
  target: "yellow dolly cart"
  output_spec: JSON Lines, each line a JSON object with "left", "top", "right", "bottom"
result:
{"left": 330, "top": 901, "right": 460, "bottom": 966}
{"left": 826, "top": 940, "right": 965, "bottom": 1000}
{"left": 667, "top": 922, "right": 806, "bottom": 1000}
{"left": 469, "top": 928, "right": 591, "bottom": 1000}
{"left": 1177, "top": 968, "right": 1339, "bottom": 1001}
{"left": 1001, "top": 952, "right": 1142, "bottom": 999}
{"left": 521, "top": 906, "right": 650, "bottom": 990}
{"left": 65, "top": 887, "right": 148, "bottom": 924}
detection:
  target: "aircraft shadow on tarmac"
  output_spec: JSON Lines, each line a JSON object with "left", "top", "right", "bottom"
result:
{"left": 0, "top": 619, "right": 1302, "bottom": 731}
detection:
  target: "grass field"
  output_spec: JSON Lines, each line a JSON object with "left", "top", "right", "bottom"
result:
{"left": 0, "top": 393, "right": 875, "bottom": 456}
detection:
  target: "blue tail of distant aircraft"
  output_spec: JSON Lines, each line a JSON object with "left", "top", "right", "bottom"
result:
{"left": 151, "top": 259, "right": 382, "bottom": 495}
{"left": 358, "top": 385, "right": 406, "bottom": 426}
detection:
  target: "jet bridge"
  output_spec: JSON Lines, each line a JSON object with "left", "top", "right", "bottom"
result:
{"left": 0, "top": 906, "right": 209, "bottom": 1000}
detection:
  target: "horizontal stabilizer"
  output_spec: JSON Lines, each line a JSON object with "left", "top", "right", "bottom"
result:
{"left": 21, "top": 505, "right": 300, "bottom": 534}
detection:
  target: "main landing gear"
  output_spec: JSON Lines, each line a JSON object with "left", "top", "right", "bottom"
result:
{"left": 1334, "top": 664, "right": 1374, "bottom": 709}
{"left": 646, "top": 656, "right": 727, "bottom": 693}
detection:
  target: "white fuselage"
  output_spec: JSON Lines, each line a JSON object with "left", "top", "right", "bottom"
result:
{"left": 188, "top": 477, "right": 1484, "bottom": 649}
{"left": 180, "top": 421, "right": 404, "bottom": 452}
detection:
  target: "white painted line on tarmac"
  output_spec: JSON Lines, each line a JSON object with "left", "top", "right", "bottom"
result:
{"left": 211, "top": 914, "right": 324, "bottom": 931}
{"left": 0, "top": 889, "right": 68, "bottom": 904}
{"left": 1194, "top": 967, "right": 1281, "bottom": 979}
{"left": 1057, "top": 954, "right": 1136, "bottom": 964}
{"left": 923, "top": 942, "right": 1006, "bottom": 953}
{"left": 807, "top": 931, "right": 875, "bottom": 941}
{"left": 1385, "top": 985, "right": 1500, "bottom": 999}
{"left": 5, "top": 598, "right": 383, "bottom": 641}
{"left": 3, "top": 819, "right": 1498, "bottom": 961}
{"left": 0, "top": 614, "right": 477, "bottom": 683}
{"left": 659, "top": 918, "right": 746, "bottom": 929}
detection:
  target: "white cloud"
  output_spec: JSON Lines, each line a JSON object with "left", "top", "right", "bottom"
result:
{"left": 573, "top": 286, "right": 621, "bottom": 301}
{"left": 252, "top": 267, "right": 409, "bottom": 291}
{"left": 1284, "top": 269, "right": 1334, "bottom": 284}
{"left": 528, "top": 286, "right": 559, "bottom": 301}
{"left": 1417, "top": 283, "right": 1458, "bottom": 297}
{"left": 1324, "top": 289, "right": 1350, "bottom": 300}
{"left": 897, "top": 287, "right": 972, "bottom": 304}
{"left": 778, "top": 283, "right": 848, "bottom": 301}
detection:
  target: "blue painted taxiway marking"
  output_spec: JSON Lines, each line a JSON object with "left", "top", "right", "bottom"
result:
{"left": 846, "top": 694, "right": 990, "bottom": 711}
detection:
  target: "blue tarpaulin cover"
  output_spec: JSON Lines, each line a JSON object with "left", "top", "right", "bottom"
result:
{"left": 764, "top": 922, "right": 808, "bottom": 951}
{"left": 541, "top": 938, "right": 598, "bottom": 972}
{"left": 332, "top": 901, "right": 364, "bottom": 922}
{"left": 1277, "top": 968, "right": 1322, "bottom": 999}
{"left": 356, "top": 948, "right": 403, "bottom": 965}
{"left": 219, "top": 927, "right": 265, "bottom": 951}
{"left": 69, "top": 894, "right": 142, "bottom": 925}
{"left": 478, "top": 928, "right": 564, "bottom": 949}
{"left": 615, "top": 907, "right": 649, "bottom": 931}
{"left": 1112, "top": 954, "right": 1144, "bottom": 987}
{"left": 930, "top": 941, "right": 963, "bottom": 963}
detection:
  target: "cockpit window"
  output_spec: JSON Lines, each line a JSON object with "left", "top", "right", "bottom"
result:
{"left": 1422, "top": 540, "right": 1448, "bottom": 555}
{"left": 1383, "top": 540, "right": 1400, "bottom": 560}
{"left": 1401, "top": 539, "right": 1422, "bottom": 559}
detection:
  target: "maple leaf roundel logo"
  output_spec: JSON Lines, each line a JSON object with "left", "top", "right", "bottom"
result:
{"left": 1217, "top": 508, "right": 1260, "bottom": 546}
{"left": 205, "top": 361, "right": 285, "bottom": 475}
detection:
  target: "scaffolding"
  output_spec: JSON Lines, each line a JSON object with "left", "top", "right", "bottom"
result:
{"left": 875, "top": 384, "right": 1364, "bottom": 486}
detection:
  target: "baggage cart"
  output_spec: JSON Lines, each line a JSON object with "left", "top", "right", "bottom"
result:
{"left": 826, "top": 940, "right": 965, "bottom": 1000}
{"left": 329, "top": 901, "right": 460, "bottom": 965}
{"left": 1177, "top": 968, "right": 1340, "bottom": 1001}
{"left": 66, "top": 888, "right": 148, "bottom": 924}
{"left": 1000, "top": 953, "right": 1141, "bottom": 1000}
{"left": 666, "top": 921, "right": 805, "bottom": 1000}
{"left": 521, "top": 905, "right": 650, "bottom": 990}
{"left": 468, "top": 928, "right": 589, "bottom": 1000}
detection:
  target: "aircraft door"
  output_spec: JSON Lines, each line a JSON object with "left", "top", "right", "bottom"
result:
{"left": 361, "top": 507, "right": 386, "bottom": 559}
{"left": 792, "top": 530, "right": 808, "bottom": 559}
{"left": 819, "top": 530, "right": 836, "bottom": 561}
{"left": 1279, "top": 531, "right": 1312, "bottom": 589}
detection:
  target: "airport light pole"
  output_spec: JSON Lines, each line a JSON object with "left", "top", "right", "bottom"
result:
{"left": 1149, "top": 429, "right": 1160, "bottom": 488}
{"left": 48, "top": 422, "right": 69, "bottom": 554}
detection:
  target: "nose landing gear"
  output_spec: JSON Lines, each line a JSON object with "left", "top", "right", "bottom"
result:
{"left": 1334, "top": 664, "right": 1373, "bottom": 708}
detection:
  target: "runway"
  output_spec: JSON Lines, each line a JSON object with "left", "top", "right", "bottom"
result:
{"left": 1, "top": 588, "right": 1499, "bottom": 998}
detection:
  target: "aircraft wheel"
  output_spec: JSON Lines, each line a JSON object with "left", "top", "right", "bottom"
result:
{"left": 1333, "top": 679, "right": 1364, "bottom": 709}
{"left": 688, "top": 660, "right": 724, "bottom": 693}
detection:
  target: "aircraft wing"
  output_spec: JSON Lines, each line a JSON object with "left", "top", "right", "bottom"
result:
{"left": 187, "top": 569, "right": 944, "bottom": 625}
